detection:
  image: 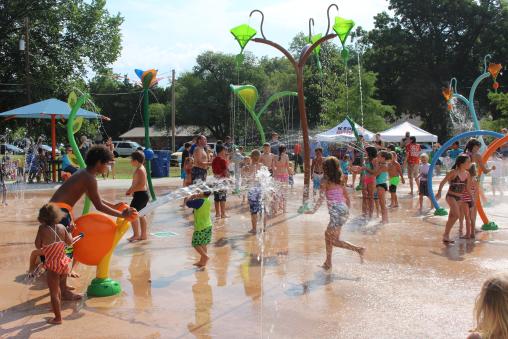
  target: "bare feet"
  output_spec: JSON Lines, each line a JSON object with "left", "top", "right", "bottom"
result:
{"left": 65, "top": 285, "right": 75, "bottom": 291}
{"left": 196, "top": 256, "right": 209, "bottom": 267}
{"left": 321, "top": 262, "right": 331, "bottom": 270}
{"left": 358, "top": 248, "right": 366, "bottom": 264}
{"left": 128, "top": 236, "right": 140, "bottom": 243}
{"left": 221, "top": 214, "right": 230, "bottom": 219}
{"left": 442, "top": 238, "right": 455, "bottom": 244}
{"left": 47, "top": 318, "right": 62, "bottom": 325}
{"left": 69, "top": 271, "right": 79, "bottom": 278}
{"left": 248, "top": 229, "right": 257, "bottom": 235}
{"left": 62, "top": 291, "right": 82, "bottom": 301}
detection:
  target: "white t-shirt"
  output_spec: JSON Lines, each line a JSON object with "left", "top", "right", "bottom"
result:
{"left": 419, "top": 163, "right": 430, "bottom": 181}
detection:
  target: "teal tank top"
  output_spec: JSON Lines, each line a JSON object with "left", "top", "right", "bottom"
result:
{"left": 376, "top": 170, "right": 388, "bottom": 184}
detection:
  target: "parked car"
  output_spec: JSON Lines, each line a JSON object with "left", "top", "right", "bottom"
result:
{"left": 0, "top": 144, "right": 24, "bottom": 155}
{"left": 39, "top": 144, "right": 60, "bottom": 156}
{"left": 170, "top": 151, "right": 182, "bottom": 167}
{"left": 113, "top": 141, "right": 144, "bottom": 157}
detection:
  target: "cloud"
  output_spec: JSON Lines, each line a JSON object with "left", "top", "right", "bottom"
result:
{"left": 106, "top": 0, "right": 389, "bottom": 84}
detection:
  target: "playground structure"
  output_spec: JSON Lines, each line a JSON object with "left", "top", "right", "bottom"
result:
{"left": 230, "top": 4, "right": 355, "bottom": 200}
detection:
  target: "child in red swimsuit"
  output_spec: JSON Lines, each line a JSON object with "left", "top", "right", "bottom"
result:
{"left": 34, "top": 203, "right": 81, "bottom": 324}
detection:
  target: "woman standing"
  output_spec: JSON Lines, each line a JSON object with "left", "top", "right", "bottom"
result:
{"left": 105, "top": 137, "right": 116, "bottom": 179}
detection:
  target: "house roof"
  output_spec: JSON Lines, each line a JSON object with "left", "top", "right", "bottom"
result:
{"left": 119, "top": 126, "right": 210, "bottom": 139}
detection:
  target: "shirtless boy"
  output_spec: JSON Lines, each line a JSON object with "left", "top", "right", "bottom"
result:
{"left": 388, "top": 151, "right": 405, "bottom": 207}
{"left": 191, "top": 135, "right": 211, "bottom": 184}
{"left": 260, "top": 143, "right": 274, "bottom": 174}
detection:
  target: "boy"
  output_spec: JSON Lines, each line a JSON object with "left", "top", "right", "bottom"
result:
{"left": 417, "top": 153, "right": 431, "bottom": 212}
{"left": 211, "top": 144, "right": 229, "bottom": 218}
{"left": 48, "top": 145, "right": 135, "bottom": 297}
{"left": 260, "top": 143, "right": 274, "bottom": 174}
{"left": 181, "top": 142, "right": 191, "bottom": 183}
{"left": 127, "top": 151, "right": 149, "bottom": 242}
{"left": 246, "top": 150, "right": 263, "bottom": 234}
{"left": 388, "top": 151, "right": 405, "bottom": 207}
{"left": 186, "top": 191, "right": 213, "bottom": 267}
{"left": 311, "top": 147, "right": 324, "bottom": 196}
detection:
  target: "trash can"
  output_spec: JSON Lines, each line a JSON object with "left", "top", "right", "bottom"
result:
{"left": 151, "top": 150, "right": 170, "bottom": 178}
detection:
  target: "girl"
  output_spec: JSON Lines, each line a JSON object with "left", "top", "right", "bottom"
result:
{"left": 341, "top": 154, "right": 351, "bottom": 187}
{"left": 272, "top": 144, "right": 290, "bottom": 213}
{"left": 468, "top": 273, "right": 508, "bottom": 339}
{"left": 362, "top": 146, "right": 378, "bottom": 219}
{"left": 436, "top": 155, "right": 472, "bottom": 244}
{"left": 306, "top": 156, "right": 365, "bottom": 269}
{"left": 418, "top": 153, "right": 432, "bottom": 212}
{"left": 465, "top": 138, "right": 496, "bottom": 204}
{"left": 388, "top": 151, "right": 405, "bottom": 208}
{"left": 373, "top": 151, "right": 390, "bottom": 223}
{"left": 183, "top": 157, "right": 193, "bottom": 187}
{"left": 34, "top": 203, "right": 81, "bottom": 324}
{"left": 311, "top": 147, "right": 324, "bottom": 196}
{"left": 461, "top": 164, "right": 478, "bottom": 239}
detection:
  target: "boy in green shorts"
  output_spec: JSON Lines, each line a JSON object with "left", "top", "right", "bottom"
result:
{"left": 185, "top": 191, "right": 213, "bottom": 267}
{"left": 388, "top": 151, "right": 405, "bottom": 207}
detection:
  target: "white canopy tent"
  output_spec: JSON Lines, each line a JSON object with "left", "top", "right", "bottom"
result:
{"left": 379, "top": 121, "right": 438, "bottom": 143}
{"left": 316, "top": 119, "right": 375, "bottom": 142}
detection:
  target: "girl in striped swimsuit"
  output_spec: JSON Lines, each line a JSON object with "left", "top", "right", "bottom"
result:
{"left": 461, "top": 164, "right": 478, "bottom": 239}
{"left": 306, "top": 156, "right": 365, "bottom": 269}
{"left": 34, "top": 203, "right": 80, "bottom": 324}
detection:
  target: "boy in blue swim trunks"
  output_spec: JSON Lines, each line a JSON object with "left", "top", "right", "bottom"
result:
{"left": 246, "top": 150, "right": 262, "bottom": 234}
{"left": 311, "top": 148, "right": 324, "bottom": 196}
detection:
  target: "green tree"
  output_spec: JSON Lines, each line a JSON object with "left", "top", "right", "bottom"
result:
{"left": 482, "top": 92, "right": 508, "bottom": 130}
{"left": 364, "top": 0, "right": 508, "bottom": 139}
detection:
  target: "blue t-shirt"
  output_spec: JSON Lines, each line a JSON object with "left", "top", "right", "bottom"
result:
{"left": 62, "top": 154, "right": 71, "bottom": 169}
{"left": 448, "top": 148, "right": 463, "bottom": 160}
{"left": 341, "top": 160, "right": 350, "bottom": 175}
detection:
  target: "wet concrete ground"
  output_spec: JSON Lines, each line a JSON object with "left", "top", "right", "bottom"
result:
{"left": 0, "top": 176, "right": 507, "bottom": 338}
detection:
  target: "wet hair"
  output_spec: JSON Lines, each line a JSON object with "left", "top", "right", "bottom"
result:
{"left": 250, "top": 149, "right": 261, "bottom": 162}
{"left": 85, "top": 145, "right": 113, "bottom": 168}
{"left": 131, "top": 150, "right": 145, "bottom": 164}
{"left": 453, "top": 141, "right": 460, "bottom": 147}
{"left": 366, "top": 146, "right": 378, "bottom": 160}
{"left": 323, "top": 156, "right": 342, "bottom": 185}
{"left": 387, "top": 144, "right": 396, "bottom": 152}
{"left": 343, "top": 154, "right": 350, "bottom": 160}
{"left": 263, "top": 143, "right": 270, "bottom": 147}
{"left": 452, "top": 154, "right": 470, "bottom": 170}
{"left": 465, "top": 138, "right": 482, "bottom": 153}
{"left": 380, "top": 150, "right": 392, "bottom": 160}
{"left": 473, "top": 273, "right": 508, "bottom": 339}
{"left": 216, "top": 140, "right": 223, "bottom": 145}
{"left": 469, "top": 163, "right": 477, "bottom": 177}
{"left": 202, "top": 191, "right": 212, "bottom": 197}
{"left": 315, "top": 147, "right": 323, "bottom": 154}
{"left": 215, "top": 144, "right": 225, "bottom": 154}
{"left": 184, "top": 142, "right": 191, "bottom": 148}
{"left": 410, "top": 136, "right": 416, "bottom": 143}
{"left": 38, "top": 203, "right": 64, "bottom": 226}
{"left": 278, "top": 144, "right": 286, "bottom": 160}
{"left": 420, "top": 153, "right": 429, "bottom": 161}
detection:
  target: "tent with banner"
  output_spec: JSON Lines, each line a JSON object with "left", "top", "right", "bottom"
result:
{"left": 379, "top": 121, "right": 438, "bottom": 143}
{"left": 315, "top": 119, "right": 375, "bottom": 142}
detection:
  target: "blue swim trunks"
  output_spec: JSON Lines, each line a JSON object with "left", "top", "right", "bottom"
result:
{"left": 248, "top": 186, "right": 262, "bottom": 214}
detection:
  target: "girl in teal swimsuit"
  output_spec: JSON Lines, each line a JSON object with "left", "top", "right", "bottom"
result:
{"left": 361, "top": 147, "right": 378, "bottom": 219}
{"left": 374, "top": 151, "right": 390, "bottom": 224}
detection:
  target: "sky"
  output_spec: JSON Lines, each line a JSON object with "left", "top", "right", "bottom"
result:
{"left": 104, "top": 0, "right": 390, "bottom": 85}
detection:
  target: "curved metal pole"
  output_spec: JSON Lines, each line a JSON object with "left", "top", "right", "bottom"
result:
{"left": 325, "top": 4, "right": 339, "bottom": 36}
{"left": 308, "top": 18, "right": 314, "bottom": 40}
{"left": 249, "top": 9, "right": 266, "bottom": 39}
{"left": 483, "top": 54, "right": 492, "bottom": 72}
{"left": 299, "top": 33, "right": 337, "bottom": 67}
{"left": 468, "top": 72, "right": 490, "bottom": 132}
{"left": 452, "top": 93, "right": 469, "bottom": 107}
{"left": 450, "top": 77, "right": 458, "bottom": 93}
{"left": 252, "top": 38, "right": 297, "bottom": 68}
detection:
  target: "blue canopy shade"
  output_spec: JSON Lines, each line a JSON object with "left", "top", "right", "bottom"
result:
{"left": 0, "top": 98, "right": 106, "bottom": 120}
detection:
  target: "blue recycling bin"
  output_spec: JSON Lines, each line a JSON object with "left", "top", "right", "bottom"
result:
{"left": 151, "top": 150, "right": 170, "bottom": 178}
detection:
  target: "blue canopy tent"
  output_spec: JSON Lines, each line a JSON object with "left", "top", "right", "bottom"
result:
{"left": 0, "top": 98, "right": 108, "bottom": 182}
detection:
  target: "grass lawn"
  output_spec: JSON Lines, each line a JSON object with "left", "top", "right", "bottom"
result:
{"left": 112, "top": 157, "right": 181, "bottom": 179}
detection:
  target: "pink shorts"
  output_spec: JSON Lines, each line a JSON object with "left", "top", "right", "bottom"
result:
{"left": 276, "top": 174, "right": 289, "bottom": 183}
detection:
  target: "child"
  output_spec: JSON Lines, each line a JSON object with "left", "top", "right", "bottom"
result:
{"left": 461, "top": 164, "right": 478, "bottom": 239}
{"left": 272, "top": 144, "right": 290, "bottom": 213}
{"left": 404, "top": 136, "right": 421, "bottom": 195}
{"left": 436, "top": 155, "right": 472, "bottom": 244}
{"left": 288, "top": 161, "right": 295, "bottom": 189}
{"left": 260, "top": 143, "right": 274, "bottom": 174}
{"left": 388, "top": 151, "right": 405, "bottom": 207}
{"left": 0, "top": 160, "right": 6, "bottom": 206}
{"left": 468, "top": 273, "right": 508, "bottom": 339}
{"left": 126, "top": 151, "right": 149, "bottom": 242}
{"left": 306, "top": 156, "right": 365, "bottom": 269}
{"left": 183, "top": 157, "right": 193, "bottom": 187}
{"left": 341, "top": 154, "right": 351, "bottom": 187}
{"left": 246, "top": 150, "right": 263, "bottom": 234}
{"left": 34, "top": 203, "right": 81, "bottom": 324}
{"left": 311, "top": 147, "right": 324, "bottom": 196}
{"left": 418, "top": 153, "right": 432, "bottom": 212}
{"left": 186, "top": 191, "right": 213, "bottom": 267}
{"left": 48, "top": 145, "right": 135, "bottom": 283}
{"left": 374, "top": 151, "right": 390, "bottom": 223}
{"left": 362, "top": 147, "right": 378, "bottom": 219}
{"left": 211, "top": 144, "right": 229, "bottom": 218}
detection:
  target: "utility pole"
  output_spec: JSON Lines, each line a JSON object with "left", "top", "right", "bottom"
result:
{"left": 24, "top": 17, "right": 31, "bottom": 104}
{"left": 171, "top": 69, "right": 176, "bottom": 152}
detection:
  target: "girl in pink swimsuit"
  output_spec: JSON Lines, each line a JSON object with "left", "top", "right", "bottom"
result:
{"left": 273, "top": 145, "right": 290, "bottom": 213}
{"left": 306, "top": 156, "right": 365, "bottom": 269}
{"left": 361, "top": 146, "right": 378, "bottom": 219}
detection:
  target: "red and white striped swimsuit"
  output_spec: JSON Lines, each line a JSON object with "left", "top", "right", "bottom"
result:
{"left": 42, "top": 226, "right": 71, "bottom": 275}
